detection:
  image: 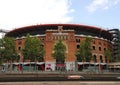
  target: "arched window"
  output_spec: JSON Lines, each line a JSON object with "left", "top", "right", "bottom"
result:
{"left": 100, "top": 56, "right": 103, "bottom": 63}
{"left": 93, "top": 55, "right": 97, "bottom": 62}
{"left": 104, "top": 48, "right": 106, "bottom": 51}
{"left": 77, "top": 44, "right": 80, "bottom": 49}
{"left": 18, "top": 46, "right": 21, "bottom": 51}
{"left": 99, "top": 47, "right": 101, "bottom": 51}
{"left": 92, "top": 46, "right": 95, "bottom": 50}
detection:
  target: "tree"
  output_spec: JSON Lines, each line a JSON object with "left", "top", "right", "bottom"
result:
{"left": 84, "top": 37, "right": 92, "bottom": 62}
{"left": 22, "top": 34, "right": 45, "bottom": 62}
{"left": 0, "top": 38, "right": 4, "bottom": 65}
{"left": 52, "top": 40, "right": 66, "bottom": 64}
{"left": 75, "top": 37, "right": 92, "bottom": 70}
{"left": 0, "top": 36, "right": 17, "bottom": 71}
{"left": 32, "top": 37, "right": 45, "bottom": 62}
{"left": 22, "top": 34, "right": 35, "bottom": 71}
{"left": 22, "top": 34, "right": 45, "bottom": 71}
{"left": 22, "top": 34, "right": 32, "bottom": 61}
{"left": 76, "top": 41, "right": 85, "bottom": 62}
{"left": 104, "top": 48, "right": 112, "bottom": 63}
{"left": 3, "top": 36, "right": 17, "bottom": 61}
{"left": 104, "top": 48, "right": 112, "bottom": 71}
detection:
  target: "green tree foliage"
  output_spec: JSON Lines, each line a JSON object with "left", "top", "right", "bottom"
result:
{"left": 0, "top": 38, "right": 4, "bottom": 64}
{"left": 75, "top": 41, "right": 85, "bottom": 62}
{"left": 104, "top": 48, "right": 112, "bottom": 71}
{"left": 31, "top": 37, "right": 45, "bottom": 62}
{"left": 76, "top": 37, "right": 92, "bottom": 62}
{"left": 84, "top": 37, "right": 92, "bottom": 62}
{"left": 52, "top": 40, "right": 66, "bottom": 63}
{"left": 22, "top": 34, "right": 32, "bottom": 61}
{"left": 0, "top": 36, "right": 17, "bottom": 62}
{"left": 22, "top": 34, "right": 45, "bottom": 62}
{"left": 104, "top": 48, "right": 112, "bottom": 63}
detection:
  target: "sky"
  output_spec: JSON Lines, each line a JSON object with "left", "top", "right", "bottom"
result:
{"left": 0, "top": 0, "right": 120, "bottom": 37}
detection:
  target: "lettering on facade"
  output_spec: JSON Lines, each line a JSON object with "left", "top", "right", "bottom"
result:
{"left": 50, "top": 26, "right": 68, "bottom": 40}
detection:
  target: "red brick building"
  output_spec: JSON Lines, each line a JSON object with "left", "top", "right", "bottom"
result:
{"left": 6, "top": 24, "right": 113, "bottom": 71}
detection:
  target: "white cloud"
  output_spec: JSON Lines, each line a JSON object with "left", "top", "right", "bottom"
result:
{"left": 86, "top": 0, "right": 120, "bottom": 13}
{"left": 0, "top": 0, "right": 74, "bottom": 31}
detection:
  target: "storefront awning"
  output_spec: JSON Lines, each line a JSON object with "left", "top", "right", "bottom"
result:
{"left": 13, "top": 62, "right": 45, "bottom": 65}
{"left": 77, "top": 62, "right": 106, "bottom": 65}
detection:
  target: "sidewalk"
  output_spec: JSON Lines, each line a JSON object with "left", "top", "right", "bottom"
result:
{"left": 0, "top": 81, "right": 120, "bottom": 85}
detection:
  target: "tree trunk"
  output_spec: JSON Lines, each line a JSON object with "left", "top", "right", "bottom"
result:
{"left": 89, "top": 61, "right": 91, "bottom": 70}
{"left": 29, "top": 62, "right": 31, "bottom": 72}
{"left": 35, "top": 61, "right": 38, "bottom": 72}
{"left": 94, "top": 61, "right": 96, "bottom": 73}
{"left": 10, "top": 62, "right": 12, "bottom": 73}
{"left": 106, "top": 60, "right": 109, "bottom": 72}
{"left": 21, "top": 62, "right": 24, "bottom": 74}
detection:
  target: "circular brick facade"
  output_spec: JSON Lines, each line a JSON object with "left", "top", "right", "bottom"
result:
{"left": 6, "top": 24, "right": 113, "bottom": 71}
